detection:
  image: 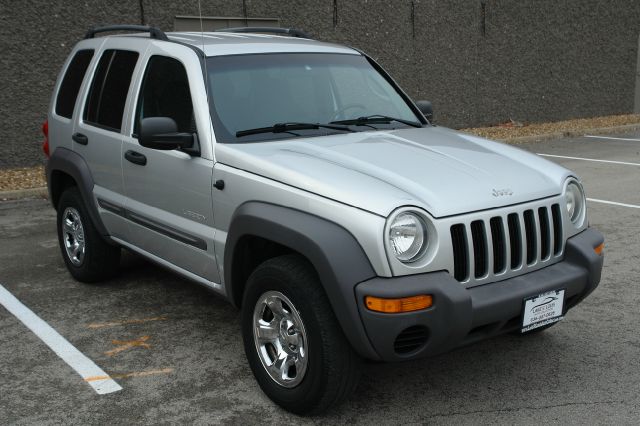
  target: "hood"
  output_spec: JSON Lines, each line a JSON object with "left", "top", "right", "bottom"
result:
{"left": 215, "top": 126, "right": 572, "bottom": 218}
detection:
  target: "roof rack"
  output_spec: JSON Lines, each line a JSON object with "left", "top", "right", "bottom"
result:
{"left": 215, "top": 27, "right": 312, "bottom": 39}
{"left": 85, "top": 25, "right": 169, "bottom": 41}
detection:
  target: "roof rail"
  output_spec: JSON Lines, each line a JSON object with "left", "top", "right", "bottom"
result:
{"left": 85, "top": 25, "right": 169, "bottom": 41}
{"left": 215, "top": 27, "right": 312, "bottom": 39}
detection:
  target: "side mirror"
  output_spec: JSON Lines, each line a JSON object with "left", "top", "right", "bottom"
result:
{"left": 139, "top": 117, "right": 195, "bottom": 151}
{"left": 415, "top": 100, "right": 434, "bottom": 122}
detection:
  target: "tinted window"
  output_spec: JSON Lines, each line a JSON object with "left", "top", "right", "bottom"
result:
{"left": 55, "top": 50, "right": 94, "bottom": 119}
{"left": 134, "top": 56, "right": 196, "bottom": 136}
{"left": 84, "top": 49, "right": 139, "bottom": 131}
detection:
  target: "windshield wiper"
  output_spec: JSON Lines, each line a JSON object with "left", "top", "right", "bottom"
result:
{"left": 236, "top": 122, "right": 354, "bottom": 138}
{"left": 330, "top": 115, "right": 423, "bottom": 128}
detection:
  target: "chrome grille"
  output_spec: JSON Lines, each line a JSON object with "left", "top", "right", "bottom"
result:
{"left": 450, "top": 202, "right": 563, "bottom": 285}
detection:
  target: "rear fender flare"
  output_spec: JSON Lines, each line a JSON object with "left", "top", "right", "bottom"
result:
{"left": 46, "top": 147, "right": 109, "bottom": 236}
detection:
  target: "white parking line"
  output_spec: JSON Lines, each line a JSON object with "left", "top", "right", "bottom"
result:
{"left": 537, "top": 153, "right": 640, "bottom": 167}
{"left": 0, "top": 285, "right": 122, "bottom": 394}
{"left": 587, "top": 198, "right": 640, "bottom": 209}
{"left": 584, "top": 135, "right": 640, "bottom": 142}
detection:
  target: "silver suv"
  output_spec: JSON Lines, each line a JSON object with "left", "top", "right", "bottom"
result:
{"left": 45, "top": 25, "right": 604, "bottom": 414}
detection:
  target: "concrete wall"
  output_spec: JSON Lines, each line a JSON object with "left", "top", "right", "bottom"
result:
{"left": 1, "top": 0, "right": 639, "bottom": 168}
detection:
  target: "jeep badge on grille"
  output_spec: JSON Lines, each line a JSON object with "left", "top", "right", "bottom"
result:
{"left": 492, "top": 188, "right": 513, "bottom": 197}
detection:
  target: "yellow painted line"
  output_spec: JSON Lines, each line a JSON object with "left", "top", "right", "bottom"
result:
{"left": 105, "top": 335, "right": 152, "bottom": 357}
{"left": 87, "top": 316, "right": 168, "bottom": 329}
{"left": 86, "top": 368, "right": 173, "bottom": 382}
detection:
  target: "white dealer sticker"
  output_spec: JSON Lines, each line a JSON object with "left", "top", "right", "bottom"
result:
{"left": 521, "top": 289, "right": 565, "bottom": 333}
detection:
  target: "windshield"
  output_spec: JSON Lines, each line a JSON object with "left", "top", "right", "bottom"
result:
{"left": 206, "top": 53, "right": 422, "bottom": 143}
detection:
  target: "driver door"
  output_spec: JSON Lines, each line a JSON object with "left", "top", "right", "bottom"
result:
{"left": 121, "top": 50, "right": 220, "bottom": 284}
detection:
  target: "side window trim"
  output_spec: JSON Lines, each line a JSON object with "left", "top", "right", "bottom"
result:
{"left": 123, "top": 50, "right": 146, "bottom": 139}
{"left": 131, "top": 55, "right": 154, "bottom": 139}
{"left": 111, "top": 43, "right": 151, "bottom": 137}
{"left": 132, "top": 54, "right": 197, "bottom": 139}
{"left": 82, "top": 50, "right": 111, "bottom": 130}
{"left": 81, "top": 48, "right": 140, "bottom": 133}
{"left": 92, "top": 51, "right": 116, "bottom": 127}
{"left": 68, "top": 39, "right": 107, "bottom": 126}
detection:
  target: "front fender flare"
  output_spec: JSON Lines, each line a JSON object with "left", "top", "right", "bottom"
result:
{"left": 224, "top": 201, "right": 380, "bottom": 360}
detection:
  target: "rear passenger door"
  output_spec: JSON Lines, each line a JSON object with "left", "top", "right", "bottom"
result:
{"left": 121, "top": 47, "right": 220, "bottom": 284}
{"left": 74, "top": 39, "right": 146, "bottom": 240}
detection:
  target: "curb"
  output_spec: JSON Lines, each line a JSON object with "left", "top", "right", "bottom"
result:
{"left": 0, "top": 187, "right": 48, "bottom": 201}
{"left": 493, "top": 123, "right": 640, "bottom": 144}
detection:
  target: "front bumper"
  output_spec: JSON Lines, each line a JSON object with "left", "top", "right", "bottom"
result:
{"left": 355, "top": 227, "right": 604, "bottom": 362}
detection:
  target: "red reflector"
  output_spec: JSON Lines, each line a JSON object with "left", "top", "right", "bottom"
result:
{"left": 42, "top": 120, "right": 50, "bottom": 158}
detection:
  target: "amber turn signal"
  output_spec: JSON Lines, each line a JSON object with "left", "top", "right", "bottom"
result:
{"left": 365, "top": 295, "right": 433, "bottom": 313}
{"left": 594, "top": 242, "right": 604, "bottom": 255}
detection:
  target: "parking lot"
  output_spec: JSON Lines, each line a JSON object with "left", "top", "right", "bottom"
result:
{"left": 1, "top": 132, "right": 639, "bottom": 424}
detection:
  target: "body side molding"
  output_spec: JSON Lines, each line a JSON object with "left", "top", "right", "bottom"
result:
{"left": 97, "top": 199, "right": 208, "bottom": 251}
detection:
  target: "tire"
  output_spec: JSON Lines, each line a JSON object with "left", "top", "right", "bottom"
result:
{"left": 241, "top": 254, "right": 361, "bottom": 415}
{"left": 56, "top": 186, "right": 120, "bottom": 283}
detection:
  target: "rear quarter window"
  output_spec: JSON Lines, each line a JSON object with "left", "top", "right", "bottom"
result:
{"left": 83, "top": 49, "right": 139, "bottom": 132}
{"left": 55, "top": 49, "right": 94, "bottom": 119}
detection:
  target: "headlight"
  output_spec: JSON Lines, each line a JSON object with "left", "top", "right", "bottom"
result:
{"left": 388, "top": 212, "right": 427, "bottom": 262}
{"left": 565, "top": 180, "right": 585, "bottom": 225}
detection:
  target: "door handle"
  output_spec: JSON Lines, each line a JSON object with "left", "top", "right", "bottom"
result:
{"left": 124, "top": 150, "right": 147, "bottom": 166}
{"left": 72, "top": 133, "right": 88, "bottom": 145}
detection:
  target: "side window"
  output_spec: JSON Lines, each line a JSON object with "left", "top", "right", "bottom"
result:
{"left": 134, "top": 56, "right": 196, "bottom": 136}
{"left": 84, "top": 49, "right": 139, "bottom": 132}
{"left": 55, "top": 49, "right": 94, "bottom": 119}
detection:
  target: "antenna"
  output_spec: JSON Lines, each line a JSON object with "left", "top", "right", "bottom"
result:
{"left": 197, "top": 0, "right": 205, "bottom": 52}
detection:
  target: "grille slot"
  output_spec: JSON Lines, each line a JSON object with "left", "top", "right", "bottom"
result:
{"left": 471, "top": 220, "right": 488, "bottom": 278}
{"left": 523, "top": 209, "right": 537, "bottom": 265}
{"left": 394, "top": 325, "right": 429, "bottom": 354}
{"left": 507, "top": 213, "right": 522, "bottom": 269}
{"left": 450, "top": 224, "right": 468, "bottom": 281}
{"left": 449, "top": 200, "right": 564, "bottom": 284}
{"left": 490, "top": 217, "right": 506, "bottom": 273}
{"left": 551, "top": 203, "right": 562, "bottom": 255}
{"left": 538, "top": 207, "right": 551, "bottom": 260}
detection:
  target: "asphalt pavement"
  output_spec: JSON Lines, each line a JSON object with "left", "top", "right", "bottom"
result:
{"left": 1, "top": 132, "right": 639, "bottom": 425}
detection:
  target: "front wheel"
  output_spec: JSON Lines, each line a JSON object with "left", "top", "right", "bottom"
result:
{"left": 241, "top": 254, "right": 361, "bottom": 415}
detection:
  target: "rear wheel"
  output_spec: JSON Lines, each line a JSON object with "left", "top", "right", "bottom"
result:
{"left": 241, "top": 254, "right": 361, "bottom": 415}
{"left": 57, "top": 187, "right": 120, "bottom": 282}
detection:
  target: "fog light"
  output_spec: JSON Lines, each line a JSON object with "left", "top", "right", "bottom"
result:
{"left": 365, "top": 295, "right": 433, "bottom": 313}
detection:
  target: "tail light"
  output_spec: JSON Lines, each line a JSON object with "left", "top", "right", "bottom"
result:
{"left": 42, "top": 120, "right": 50, "bottom": 158}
